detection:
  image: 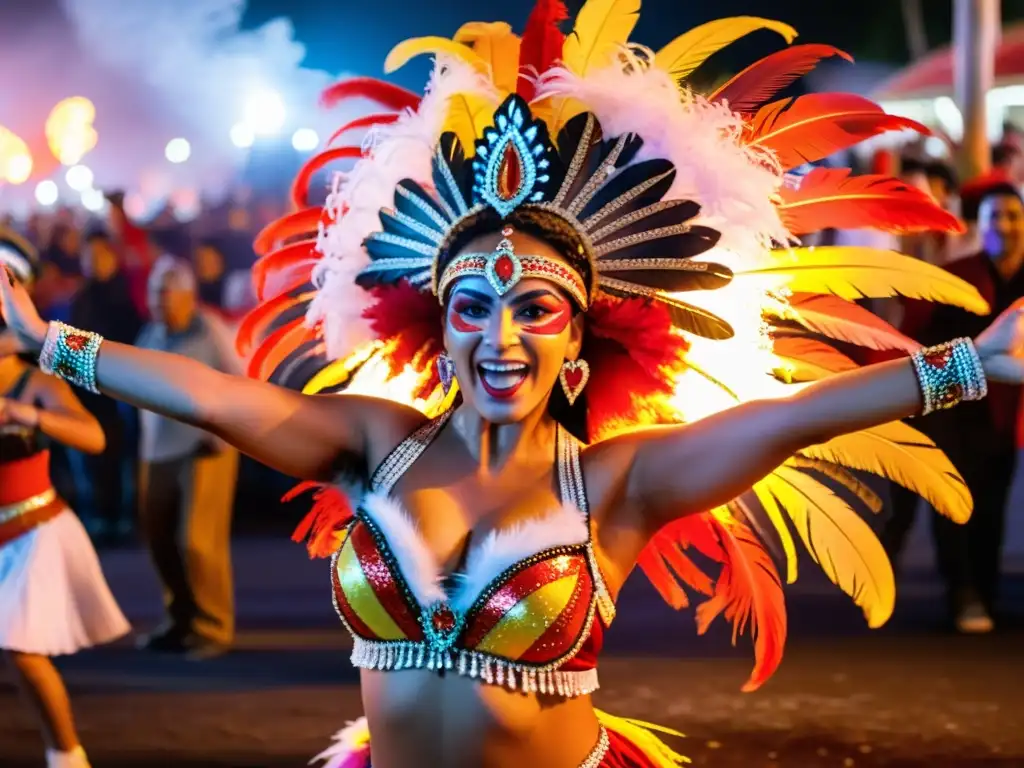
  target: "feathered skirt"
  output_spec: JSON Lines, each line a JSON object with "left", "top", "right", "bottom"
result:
{"left": 0, "top": 509, "right": 130, "bottom": 655}
{"left": 311, "top": 709, "right": 687, "bottom": 768}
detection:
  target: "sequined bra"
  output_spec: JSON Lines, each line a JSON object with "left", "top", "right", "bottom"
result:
{"left": 331, "top": 409, "right": 617, "bottom": 697}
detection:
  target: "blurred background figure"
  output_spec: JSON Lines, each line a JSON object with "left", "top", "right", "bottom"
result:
{"left": 134, "top": 256, "right": 238, "bottom": 660}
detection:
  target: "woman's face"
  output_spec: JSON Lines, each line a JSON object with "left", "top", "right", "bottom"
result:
{"left": 443, "top": 230, "right": 584, "bottom": 424}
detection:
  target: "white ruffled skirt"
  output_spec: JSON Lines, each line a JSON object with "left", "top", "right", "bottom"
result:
{"left": 0, "top": 509, "right": 130, "bottom": 656}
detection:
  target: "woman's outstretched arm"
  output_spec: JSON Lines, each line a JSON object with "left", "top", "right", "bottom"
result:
{"left": 619, "top": 301, "right": 1024, "bottom": 530}
{"left": 0, "top": 267, "right": 413, "bottom": 480}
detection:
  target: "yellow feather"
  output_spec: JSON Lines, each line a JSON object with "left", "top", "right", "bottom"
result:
{"left": 384, "top": 36, "right": 486, "bottom": 74}
{"left": 453, "top": 21, "right": 521, "bottom": 94}
{"left": 800, "top": 421, "right": 972, "bottom": 523}
{"left": 738, "top": 247, "right": 991, "bottom": 315}
{"left": 764, "top": 465, "right": 895, "bottom": 628}
{"left": 752, "top": 481, "right": 798, "bottom": 584}
{"left": 562, "top": 0, "right": 640, "bottom": 75}
{"left": 655, "top": 17, "right": 798, "bottom": 83}
{"left": 594, "top": 709, "right": 688, "bottom": 767}
{"left": 444, "top": 91, "right": 495, "bottom": 150}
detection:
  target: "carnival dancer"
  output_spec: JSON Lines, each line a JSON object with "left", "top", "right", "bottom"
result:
{"left": 3, "top": 3, "right": 1024, "bottom": 767}
{"left": 0, "top": 229, "right": 129, "bottom": 768}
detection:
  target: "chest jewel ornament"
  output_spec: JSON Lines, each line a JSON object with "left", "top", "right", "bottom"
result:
{"left": 421, "top": 600, "right": 465, "bottom": 657}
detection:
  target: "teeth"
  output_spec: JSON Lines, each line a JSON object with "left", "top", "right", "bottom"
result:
{"left": 479, "top": 362, "right": 528, "bottom": 373}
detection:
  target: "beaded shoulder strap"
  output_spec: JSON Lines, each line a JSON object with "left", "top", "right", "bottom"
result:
{"left": 369, "top": 407, "right": 456, "bottom": 496}
{"left": 557, "top": 426, "right": 617, "bottom": 625}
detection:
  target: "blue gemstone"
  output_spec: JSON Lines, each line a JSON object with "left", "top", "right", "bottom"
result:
{"left": 524, "top": 125, "right": 538, "bottom": 141}
{"left": 497, "top": 114, "right": 508, "bottom": 131}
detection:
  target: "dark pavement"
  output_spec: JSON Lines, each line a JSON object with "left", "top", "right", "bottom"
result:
{"left": 2, "top": 536, "right": 1023, "bottom": 768}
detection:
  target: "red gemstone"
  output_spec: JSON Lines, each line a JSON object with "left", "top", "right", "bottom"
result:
{"left": 924, "top": 350, "right": 952, "bottom": 369}
{"left": 497, "top": 143, "right": 522, "bottom": 201}
{"left": 494, "top": 254, "right": 515, "bottom": 282}
{"left": 65, "top": 333, "right": 89, "bottom": 351}
{"left": 432, "top": 606, "right": 456, "bottom": 633}
{"left": 563, "top": 368, "right": 584, "bottom": 390}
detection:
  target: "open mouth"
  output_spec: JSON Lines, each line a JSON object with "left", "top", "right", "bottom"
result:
{"left": 477, "top": 360, "right": 529, "bottom": 399}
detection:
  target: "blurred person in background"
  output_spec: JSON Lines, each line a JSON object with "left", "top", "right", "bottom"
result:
{"left": 70, "top": 227, "right": 143, "bottom": 543}
{"left": 0, "top": 229, "right": 129, "bottom": 768}
{"left": 133, "top": 256, "right": 238, "bottom": 659}
{"left": 105, "top": 190, "right": 154, "bottom": 321}
{"left": 193, "top": 235, "right": 256, "bottom": 321}
{"left": 888, "top": 182, "right": 1024, "bottom": 633}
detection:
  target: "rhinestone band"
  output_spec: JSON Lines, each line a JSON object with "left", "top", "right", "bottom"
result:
{"left": 39, "top": 321, "right": 103, "bottom": 395}
{"left": 579, "top": 727, "right": 611, "bottom": 768}
{"left": 438, "top": 250, "right": 589, "bottom": 308}
{"left": 910, "top": 337, "right": 988, "bottom": 416}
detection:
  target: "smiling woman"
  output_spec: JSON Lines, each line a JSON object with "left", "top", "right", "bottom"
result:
{"left": 3, "top": 2, "right": 1024, "bottom": 768}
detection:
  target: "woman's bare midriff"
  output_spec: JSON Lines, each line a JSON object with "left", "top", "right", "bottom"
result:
{"left": 360, "top": 668, "right": 602, "bottom": 768}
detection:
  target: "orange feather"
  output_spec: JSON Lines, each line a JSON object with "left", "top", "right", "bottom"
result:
{"left": 254, "top": 208, "right": 324, "bottom": 255}
{"left": 247, "top": 318, "right": 315, "bottom": 381}
{"left": 774, "top": 292, "right": 920, "bottom": 353}
{"left": 235, "top": 288, "right": 314, "bottom": 357}
{"left": 773, "top": 335, "right": 859, "bottom": 381}
{"left": 285, "top": 482, "right": 355, "bottom": 559}
{"left": 778, "top": 167, "right": 966, "bottom": 235}
{"left": 291, "top": 146, "right": 363, "bottom": 209}
{"left": 638, "top": 517, "right": 718, "bottom": 609}
{"left": 696, "top": 515, "right": 787, "bottom": 693}
{"left": 319, "top": 77, "right": 422, "bottom": 112}
{"left": 328, "top": 113, "right": 401, "bottom": 147}
{"left": 746, "top": 93, "right": 930, "bottom": 170}
{"left": 252, "top": 239, "right": 319, "bottom": 300}
{"left": 711, "top": 44, "right": 852, "bottom": 114}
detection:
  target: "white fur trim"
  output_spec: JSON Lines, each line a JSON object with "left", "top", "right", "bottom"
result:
{"left": 453, "top": 503, "right": 589, "bottom": 613}
{"left": 361, "top": 492, "right": 447, "bottom": 606}
{"left": 359, "top": 493, "right": 589, "bottom": 613}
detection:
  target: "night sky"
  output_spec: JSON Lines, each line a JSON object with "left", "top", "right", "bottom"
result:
{"left": 242, "top": 0, "right": 1024, "bottom": 90}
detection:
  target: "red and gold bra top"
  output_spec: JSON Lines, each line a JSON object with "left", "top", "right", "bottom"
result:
{"left": 330, "top": 408, "right": 617, "bottom": 697}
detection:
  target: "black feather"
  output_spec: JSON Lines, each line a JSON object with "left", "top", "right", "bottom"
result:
{"left": 578, "top": 160, "right": 676, "bottom": 222}
{"left": 589, "top": 199, "right": 700, "bottom": 245}
{"left": 379, "top": 209, "right": 443, "bottom": 246}
{"left": 393, "top": 179, "right": 452, "bottom": 229}
{"left": 364, "top": 232, "right": 433, "bottom": 262}
{"left": 597, "top": 225, "right": 721, "bottom": 262}
{"left": 599, "top": 262, "right": 733, "bottom": 292}
{"left": 433, "top": 132, "right": 472, "bottom": 213}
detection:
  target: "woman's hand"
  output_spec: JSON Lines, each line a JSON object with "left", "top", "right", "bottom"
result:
{"left": 0, "top": 397, "right": 40, "bottom": 428}
{"left": 0, "top": 267, "right": 49, "bottom": 354}
{"left": 975, "top": 299, "right": 1024, "bottom": 384}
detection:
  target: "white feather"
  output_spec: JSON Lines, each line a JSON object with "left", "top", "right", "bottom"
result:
{"left": 535, "top": 49, "right": 793, "bottom": 257}
{"left": 308, "top": 57, "right": 499, "bottom": 360}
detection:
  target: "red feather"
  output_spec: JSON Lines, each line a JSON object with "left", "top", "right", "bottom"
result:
{"left": 711, "top": 44, "right": 852, "bottom": 115}
{"left": 778, "top": 167, "right": 966, "bottom": 235}
{"left": 252, "top": 239, "right": 319, "bottom": 300}
{"left": 696, "top": 516, "right": 787, "bottom": 693}
{"left": 773, "top": 335, "right": 859, "bottom": 381}
{"left": 780, "top": 292, "right": 920, "bottom": 353}
{"left": 319, "top": 77, "right": 422, "bottom": 112}
{"left": 583, "top": 297, "right": 690, "bottom": 440}
{"left": 285, "top": 482, "right": 355, "bottom": 559}
{"left": 328, "top": 113, "right": 401, "bottom": 147}
{"left": 746, "top": 93, "right": 930, "bottom": 171}
{"left": 254, "top": 207, "right": 324, "bottom": 255}
{"left": 236, "top": 287, "right": 313, "bottom": 357}
{"left": 291, "top": 146, "right": 363, "bottom": 209}
{"left": 247, "top": 318, "right": 315, "bottom": 381}
{"left": 362, "top": 282, "right": 445, "bottom": 398}
{"left": 518, "top": 0, "right": 569, "bottom": 100}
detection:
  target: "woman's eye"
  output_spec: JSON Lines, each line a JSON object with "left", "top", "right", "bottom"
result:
{"left": 519, "top": 305, "right": 550, "bottom": 320}
{"left": 460, "top": 304, "right": 487, "bottom": 318}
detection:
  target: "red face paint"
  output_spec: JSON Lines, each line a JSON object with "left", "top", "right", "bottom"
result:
{"left": 449, "top": 296, "right": 484, "bottom": 333}
{"left": 520, "top": 294, "right": 571, "bottom": 336}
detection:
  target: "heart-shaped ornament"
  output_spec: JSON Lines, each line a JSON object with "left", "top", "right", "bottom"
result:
{"left": 559, "top": 359, "right": 590, "bottom": 406}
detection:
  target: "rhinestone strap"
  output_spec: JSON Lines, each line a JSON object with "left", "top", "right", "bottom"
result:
{"left": 369, "top": 407, "right": 455, "bottom": 495}
{"left": 579, "top": 727, "right": 611, "bottom": 768}
{"left": 910, "top": 337, "right": 988, "bottom": 416}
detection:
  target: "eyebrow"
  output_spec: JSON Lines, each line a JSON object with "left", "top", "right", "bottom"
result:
{"left": 511, "top": 288, "right": 561, "bottom": 305}
{"left": 451, "top": 288, "right": 494, "bottom": 304}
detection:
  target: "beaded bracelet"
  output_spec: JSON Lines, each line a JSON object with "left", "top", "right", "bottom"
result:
{"left": 909, "top": 337, "right": 988, "bottom": 416}
{"left": 38, "top": 321, "right": 104, "bottom": 395}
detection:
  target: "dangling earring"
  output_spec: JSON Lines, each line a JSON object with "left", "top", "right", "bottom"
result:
{"left": 559, "top": 359, "right": 590, "bottom": 406}
{"left": 437, "top": 352, "right": 457, "bottom": 395}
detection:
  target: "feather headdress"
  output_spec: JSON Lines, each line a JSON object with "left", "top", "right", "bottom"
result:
{"left": 244, "top": 0, "right": 984, "bottom": 691}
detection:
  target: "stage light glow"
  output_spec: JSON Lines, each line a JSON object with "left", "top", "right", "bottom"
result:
{"left": 46, "top": 96, "right": 98, "bottom": 166}
{"left": 230, "top": 122, "right": 255, "bottom": 148}
{"left": 165, "top": 138, "right": 191, "bottom": 164}
{"left": 244, "top": 90, "right": 286, "bottom": 135}
{"left": 81, "top": 188, "right": 105, "bottom": 212}
{"left": 6, "top": 153, "right": 32, "bottom": 185}
{"left": 65, "top": 164, "right": 94, "bottom": 191}
{"left": 291, "top": 128, "right": 319, "bottom": 152}
{"left": 35, "top": 180, "right": 59, "bottom": 206}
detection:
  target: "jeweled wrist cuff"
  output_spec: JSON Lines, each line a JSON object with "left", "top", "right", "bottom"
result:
{"left": 39, "top": 321, "right": 103, "bottom": 395}
{"left": 910, "top": 337, "right": 988, "bottom": 416}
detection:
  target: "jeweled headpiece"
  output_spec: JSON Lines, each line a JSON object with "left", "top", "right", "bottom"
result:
{"left": 357, "top": 94, "right": 734, "bottom": 339}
